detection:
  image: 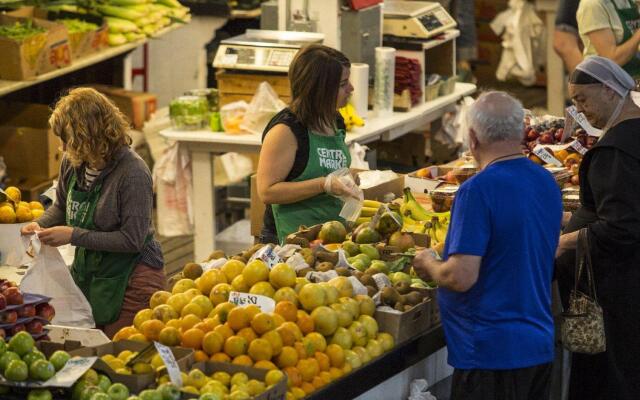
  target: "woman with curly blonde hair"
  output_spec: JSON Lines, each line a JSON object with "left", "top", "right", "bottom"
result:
{"left": 21, "top": 87, "right": 166, "bottom": 337}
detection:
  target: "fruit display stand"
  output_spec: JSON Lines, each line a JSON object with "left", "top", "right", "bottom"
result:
{"left": 160, "top": 82, "right": 477, "bottom": 261}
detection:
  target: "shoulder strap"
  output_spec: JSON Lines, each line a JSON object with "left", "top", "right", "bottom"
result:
{"left": 575, "top": 228, "right": 599, "bottom": 302}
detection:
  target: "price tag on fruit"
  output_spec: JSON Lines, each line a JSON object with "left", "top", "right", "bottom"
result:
{"left": 154, "top": 342, "right": 183, "bottom": 387}
{"left": 42, "top": 356, "right": 98, "bottom": 388}
{"left": 286, "top": 253, "right": 309, "bottom": 272}
{"left": 201, "top": 258, "right": 226, "bottom": 271}
{"left": 566, "top": 106, "right": 602, "bottom": 137}
{"left": 228, "top": 291, "right": 276, "bottom": 313}
{"left": 569, "top": 140, "right": 588, "bottom": 155}
{"left": 249, "top": 246, "right": 282, "bottom": 269}
{"left": 533, "top": 145, "right": 563, "bottom": 167}
{"left": 372, "top": 273, "right": 392, "bottom": 290}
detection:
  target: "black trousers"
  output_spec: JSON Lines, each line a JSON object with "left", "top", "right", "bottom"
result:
{"left": 450, "top": 363, "right": 552, "bottom": 400}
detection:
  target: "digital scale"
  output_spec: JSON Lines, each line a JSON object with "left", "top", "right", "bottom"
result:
{"left": 212, "top": 29, "right": 324, "bottom": 73}
{"left": 383, "top": 1, "right": 457, "bottom": 40}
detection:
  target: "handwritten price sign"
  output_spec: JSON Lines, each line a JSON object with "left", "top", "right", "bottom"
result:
{"left": 228, "top": 291, "right": 276, "bottom": 312}
{"left": 154, "top": 342, "right": 183, "bottom": 387}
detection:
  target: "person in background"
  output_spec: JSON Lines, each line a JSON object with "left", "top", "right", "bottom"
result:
{"left": 257, "top": 45, "right": 359, "bottom": 244}
{"left": 554, "top": 0, "right": 584, "bottom": 71}
{"left": 556, "top": 56, "right": 640, "bottom": 400}
{"left": 21, "top": 87, "right": 166, "bottom": 338}
{"left": 577, "top": 0, "right": 640, "bottom": 79}
{"left": 413, "top": 92, "right": 562, "bottom": 400}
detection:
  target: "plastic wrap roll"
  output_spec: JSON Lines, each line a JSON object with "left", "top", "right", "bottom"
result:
{"left": 350, "top": 63, "right": 369, "bottom": 119}
{"left": 374, "top": 47, "right": 396, "bottom": 117}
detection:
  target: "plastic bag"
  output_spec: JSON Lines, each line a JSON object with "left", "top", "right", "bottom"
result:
{"left": 19, "top": 235, "right": 95, "bottom": 328}
{"left": 407, "top": 379, "right": 437, "bottom": 400}
{"left": 220, "top": 101, "right": 249, "bottom": 134}
{"left": 152, "top": 142, "right": 194, "bottom": 237}
{"left": 325, "top": 168, "right": 364, "bottom": 224}
{"left": 349, "top": 142, "right": 370, "bottom": 170}
{"left": 240, "top": 82, "right": 286, "bottom": 135}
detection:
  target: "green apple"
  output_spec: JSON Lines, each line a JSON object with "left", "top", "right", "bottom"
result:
{"left": 80, "top": 386, "right": 103, "bottom": 400}
{"left": 96, "top": 374, "right": 111, "bottom": 392}
{"left": 157, "top": 382, "right": 180, "bottom": 400}
{"left": 107, "top": 383, "right": 130, "bottom": 400}
{"left": 89, "top": 393, "right": 110, "bottom": 400}
{"left": 138, "top": 389, "right": 162, "bottom": 400}
{"left": 81, "top": 369, "right": 100, "bottom": 385}
{"left": 28, "top": 389, "right": 53, "bottom": 400}
{"left": 0, "top": 338, "right": 7, "bottom": 356}
{"left": 199, "top": 394, "right": 223, "bottom": 400}
{"left": 7, "top": 332, "right": 35, "bottom": 356}
{"left": 29, "top": 359, "right": 55, "bottom": 381}
{"left": 5, "top": 359, "right": 28, "bottom": 381}
{"left": 49, "top": 350, "right": 71, "bottom": 371}
{"left": 23, "top": 350, "right": 46, "bottom": 366}
{"left": 72, "top": 379, "right": 90, "bottom": 400}
{"left": 0, "top": 351, "right": 20, "bottom": 372}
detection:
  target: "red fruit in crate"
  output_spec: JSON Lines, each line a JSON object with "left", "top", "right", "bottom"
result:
{"left": 26, "top": 320, "right": 43, "bottom": 334}
{"left": 3, "top": 288, "right": 23, "bottom": 305}
{"left": 0, "top": 294, "right": 6, "bottom": 311}
{"left": 36, "top": 304, "right": 55, "bottom": 322}
{"left": 0, "top": 311, "right": 17, "bottom": 324}
{"left": 554, "top": 129, "right": 564, "bottom": 142}
{"left": 526, "top": 129, "right": 539, "bottom": 141}
{"left": 17, "top": 305, "right": 36, "bottom": 318}
{"left": 10, "top": 324, "right": 25, "bottom": 336}
{"left": 539, "top": 133, "right": 554, "bottom": 144}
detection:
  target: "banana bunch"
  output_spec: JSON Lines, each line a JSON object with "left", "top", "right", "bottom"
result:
{"left": 339, "top": 102, "right": 365, "bottom": 132}
{"left": 355, "top": 200, "right": 383, "bottom": 226}
{"left": 400, "top": 188, "right": 450, "bottom": 243}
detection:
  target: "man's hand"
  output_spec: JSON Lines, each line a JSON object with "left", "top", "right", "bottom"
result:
{"left": 20, "top": 222, "right": 41, "bottom": 236}
{"left": 413, "top": 248, "right": 439, "bottom": 282}
{"left": 38, "top": 226, "right": 73, "bottom": 247}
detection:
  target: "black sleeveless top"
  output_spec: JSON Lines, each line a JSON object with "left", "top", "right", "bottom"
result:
{"left": 259, "top": 108, "right": 346, "bottom": 242}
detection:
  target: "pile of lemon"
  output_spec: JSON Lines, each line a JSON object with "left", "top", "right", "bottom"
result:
{"left": 0, "top": 186, "right": 44, "bottom": 224}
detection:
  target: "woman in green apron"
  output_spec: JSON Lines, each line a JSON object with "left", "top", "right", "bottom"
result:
{"left": 257, "top": 45, "right": 360, "bottom": 244}
{"left": 577, "top": 0, "right": 640, "bottom": 79}
{"left": 21, "top": 88, "right": 166, "bottom": 338}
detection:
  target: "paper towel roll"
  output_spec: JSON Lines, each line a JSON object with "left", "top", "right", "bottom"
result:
{"left": 350, "top": 63, "right": 369, "bottom": 119}
{"left": 374, "top": 47, "right": 396, "bottom": 117}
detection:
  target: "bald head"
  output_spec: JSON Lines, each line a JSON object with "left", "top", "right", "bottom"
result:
{"left": 468, "top": 91, "right": 525, "bottom": 143}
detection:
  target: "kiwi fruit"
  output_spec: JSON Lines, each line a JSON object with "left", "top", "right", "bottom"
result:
{"left": 316, "top": 262, "right": 334, "bottom": 272}
{"left": 286, "top": 235, "right": 310, "bottom": 248}
{"left": 367, "top": 285, "right": 377, "bottom": 297}
{"left": 335, "top": 267, "right": 351, "bottom": 277}
{"left": 360, "top": 273, "right": 376, "bottom": 288}
{"left": 231, "top": 255, "right": 247, "bottom": 263}
{"left": 297, "top": 267, "right": 313, "bottom": 277}
{"left": 206, "top": 250, "right": 225, "bottom": 261}
{"left": 394, "top": 281, "right": 411, "bottom": 295}
{"left": 316, "top": 251, "right": 339, "bottom": 265}
{"left": 394, "top": 302, "right": 406, "bottom": 312}
{"left": 353, "top": 271, "right": 364, "bottom": 280}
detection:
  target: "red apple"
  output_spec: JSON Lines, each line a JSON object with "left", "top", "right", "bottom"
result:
{"left": 0, "top": 311, "right": 17, "bottom": 324}
{"left": 10, "top": 324, "right": 25, "bottom": 336}
{"left": 3, "top": 287, "right": 23, "bottom": 305}
{"left": 36, "top": 303, "right": 55, "bottom": 322}
{"left": 539, "top": 133, "right": 554, "bottom": 144}
{"left": 554, "top": 128, "right": 564, "bottom": 142}
{"left": 17, "top": 305, "right": 35, "bottom": 318}
{"left": 526, "top": 129, "right": 539, "bottom": 141}
{"left": 25, "top": 320, "right": 43, "bottom": 334}
{"left": 0, "top": 294, "right": 6, "bottom": 311}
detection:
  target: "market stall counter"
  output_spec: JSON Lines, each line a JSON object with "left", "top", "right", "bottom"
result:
{"left": 160, "top": 82, "right": 476, "bottom": 261}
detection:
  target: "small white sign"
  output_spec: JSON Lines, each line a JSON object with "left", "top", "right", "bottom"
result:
{"left": 228, "top": 291, "right": 276, "bottom": 313}
{"left": 250, "top": 246, "right": 282, "bottom": 269}
{"left": 566, "top": 105, "right": 602, "bottom": 137}
{"left": 569, "top": 140, "right": 588, "bottom": 155}
{"left": 201, "top": 258, "right": 227, "bottom": 271}
{"left": 286, "top": 253, "right": 309, "bottom": 272}
{"left": 42, "top": 356, "right": 97, "bottom": 388}
{"left": 305, "top": 270, "right": 339, "bottom": 283}
{"left": 533, "top": 145, "right": 563, "bottom": 167}
{"left": 373, "top": 273, "right": 392, "bottom": 290}
{"left": 154, "top": 342, "right": 183, "bottom": 387}
{"left": 348, "top": 276, "right": 369, "bottom": 296}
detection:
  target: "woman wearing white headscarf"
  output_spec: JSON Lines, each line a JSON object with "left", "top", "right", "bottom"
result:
{"left": 556, "top": 56, "right": 640, "bottom": 399}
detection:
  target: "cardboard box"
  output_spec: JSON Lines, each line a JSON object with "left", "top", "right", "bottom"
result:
{"left": 0, "top": 101, "right": 62, "bottom": 181}
{"left": 183, "top": 362, "right": 287, "bottom": 400}
{"left": 0, "top": 14, "right": 71, "bottom": 80}
{"left": 91, "top": 85, "right": 157, "bottom": 130}
{"left": 68, "top": 340, "right": 195, "bottom": 393}
{"left": 375, "top": 298, "right": 432, "bottom": 344}
{"left": 357, "top": 170, "right": 405, "bottom": 202}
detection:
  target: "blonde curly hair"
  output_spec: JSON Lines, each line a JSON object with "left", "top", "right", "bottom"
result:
{"left": 49, "top": 87, "right": 132, "bottom": 167}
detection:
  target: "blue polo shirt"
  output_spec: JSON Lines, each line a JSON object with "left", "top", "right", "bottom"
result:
{"left": 440, "top": 158, "right": 562, "bottom": 370}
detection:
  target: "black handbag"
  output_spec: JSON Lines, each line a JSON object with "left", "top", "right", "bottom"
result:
{"left": 561, "top": 229, "right": 606, "bottom": 354}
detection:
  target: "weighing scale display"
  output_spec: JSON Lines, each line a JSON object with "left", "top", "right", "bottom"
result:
{"left": 226, "top": 47, "right": 255, "bottom": 65}
{"left": 268, "top": 50, "right": 295, "bottom": 67}
{"left": 419, "top": 13, "right": 443, "bottom": 31}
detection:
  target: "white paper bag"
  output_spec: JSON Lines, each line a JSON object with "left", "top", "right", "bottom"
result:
{"left": 19, "top": 236, "right": 95, "bottom": 328}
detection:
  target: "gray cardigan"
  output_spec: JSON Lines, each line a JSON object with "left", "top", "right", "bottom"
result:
{"left": 38, "top": 146, "right": 163, "bottom": 268}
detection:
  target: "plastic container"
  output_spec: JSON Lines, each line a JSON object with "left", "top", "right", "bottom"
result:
{"left": 425, "top": 81, "right": 443, "bottom": 102}
{"left": 439, "top": 75, "right": 457, "bottom": 96}
{"left": 452, "top": 167, "right": 476, "bottom": 184}
{"left": 185, "top": 88, "right": 219, "bottom": 112}
{"left": 430, "top": 186, "right": 458, "bottom": 212}
{"left": 169, "top": 96, "right": 209, "bottom": 130}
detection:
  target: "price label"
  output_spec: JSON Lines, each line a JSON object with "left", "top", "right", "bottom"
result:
{"left": 305, "top": 270, "right": 338, "bottom": 283}
{"left": 286, "top": 253, "right": 309, "bottom": 272}
{"left": 348, "top": 276, "right": 369, "bottom": 296}
{"left": 336, "top": 249, "right": 352, "bottom": 269}
{"left": 566, "top": 105, "right": 602, "bottom": 137}
{"left": 154, "top": 342, "right": 183, "bottom": 387}
{"left": 41, "top": 356, "right": 97, "bottom": 388}
{"left": 229, "top": 291, "right": 276, "bottom": 312}
{"left": 276, "top": 244, "right": 301, "bottom": 259}
{"left": 201, "top": 258, "right": 227, "bottom": 271}
{"left": 372, "top": 273, "right": 392, "bottom": 290}
{"left": 250, "top": 246, "right": 282, "bottom": 269}
{"left": 569, "top": 140, "right": 588, "bottom": 155}
{"left": 533, "top": 145, "right": 563, "bottom": 167}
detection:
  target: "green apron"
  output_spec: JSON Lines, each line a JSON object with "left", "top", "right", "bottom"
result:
{"left": 66, "top": 172, "right": 141, "bottom": 326}
{"left": 272, "top": 129, "right": 351, "bottom": 242}
{"left": 612, "top": 0, "right": 640, "bottom": 78}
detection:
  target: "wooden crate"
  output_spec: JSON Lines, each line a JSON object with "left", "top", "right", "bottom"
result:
{"left": 216, "top": 70, "right": 291, "bottom": 106}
